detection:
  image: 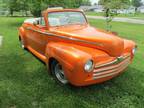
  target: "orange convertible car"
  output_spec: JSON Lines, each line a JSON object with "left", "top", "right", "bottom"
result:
{"left": 18, "top": 8, "right": 137, "bottom": 86}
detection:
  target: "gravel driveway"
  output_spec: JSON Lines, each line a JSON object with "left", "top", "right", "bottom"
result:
{"left": 87, "top": 16, "right": 144, "bottom": 24}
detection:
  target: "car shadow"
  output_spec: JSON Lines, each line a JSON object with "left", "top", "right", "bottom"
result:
{"left": 63, "top": 66, "right": 144, "bottom": 107}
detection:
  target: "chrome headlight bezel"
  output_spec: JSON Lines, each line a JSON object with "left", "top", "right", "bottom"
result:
{"left": 84, "top": 60, "right": 94, "bottom": 72}
{"left": 132, "top": 46, "right": 137, "bottom": 55}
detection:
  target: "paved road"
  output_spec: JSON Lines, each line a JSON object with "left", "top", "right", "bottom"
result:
{"left": 87, "top": 16, "right": 144, "bottom": 24}
{"left": 0, "top": 36, "right": 3, "bottom": 47}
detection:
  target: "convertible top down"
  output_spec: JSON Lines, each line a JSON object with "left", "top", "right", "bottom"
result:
{"left": 18, "top": 8, "right": 136, "bottom": 86}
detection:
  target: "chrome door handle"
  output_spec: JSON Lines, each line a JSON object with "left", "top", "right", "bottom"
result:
{"left": 26, "top": 27, "right": 32, "bottom": 30}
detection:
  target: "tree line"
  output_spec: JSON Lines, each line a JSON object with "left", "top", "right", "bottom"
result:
{"left": 99, "top": 0, "right": 142, "bottom": 11}
{"left": 1, "top": 0, "right": 142, "bottom": 17}
{"left": 2, "top": 0, "right": 91, "bottom": 16}
{"left": 98, "top": 0, "right": 142, "bottom": 31}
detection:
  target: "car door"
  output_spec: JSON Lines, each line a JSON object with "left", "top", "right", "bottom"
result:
{"left": 26, "top": 17, "right": 48, "bottom": 55}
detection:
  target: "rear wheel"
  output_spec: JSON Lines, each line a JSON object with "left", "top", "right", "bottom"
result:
{"left": 19, "top": 37, "right": 26, "bottom": 49}
{"left": 50, "top": 60, "right": 68, "bottom": 85}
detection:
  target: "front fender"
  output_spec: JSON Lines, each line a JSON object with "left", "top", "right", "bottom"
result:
{"left": 123, "top": 39, "right": 136, "bottom": 59}
{"left": 45, "top": 42, "right": 92, "bottom": 72}
{"left": 45, "top": 42, "right": 113, "bottom": 86}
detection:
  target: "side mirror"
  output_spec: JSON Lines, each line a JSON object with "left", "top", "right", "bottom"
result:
{"left": 33, "top": 20, "right": 38, "bottom": 26}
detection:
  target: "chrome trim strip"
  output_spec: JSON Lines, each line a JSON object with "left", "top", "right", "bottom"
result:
{"left": 93, "top": 64, "right": 129, "bottom": 79}
{"left": 95, "top": 54, "right": 130, "bottom": 69}
{"left": 93, "top": 62, "right": 129, "bottom": 76}
{"left": 93, "top": 57, "right": 130, "bottom": 73}
{"left": 25, "top": 27, "right": 103, "bottom": 46}
{"left": 93, "top": 71, "right": 120, "bottom": 80}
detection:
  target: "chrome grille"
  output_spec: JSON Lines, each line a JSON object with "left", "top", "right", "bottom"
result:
{"left": 93, "top": 54, "right": 131, "bottom": 79}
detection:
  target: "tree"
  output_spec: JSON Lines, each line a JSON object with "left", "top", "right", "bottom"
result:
{"left": 3, "top": 0, "right": 29, "bottom": 16}
{"left": 99, "top": 0, "right": 130, "bottom": 31}
{"left": 17, "top": 0, "right": 29, "bottom": 16}
{"left": 28, "top": 0, "right": 42, "bottom": 17}
{"left": 3, "top": 0, "right": 91, "bottom": 17}
{"left": 0, "top": 0, "right": 7, "bottom": 15}
{"left": 132, "top": 0, "right": 142, "bottom": 11}
{"left": 81, "top": 0, "right": 91, "bottom": 6}
{"left": 28, "top": 0, "right": 91, "bottom": 17}
{"left": 5, "top": 0, "right": 19, "bottom": 16}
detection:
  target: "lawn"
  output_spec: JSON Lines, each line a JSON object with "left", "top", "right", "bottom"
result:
{"left": 0, "top": 17, "right": 144, "bottom": 108}
{"left": 86, "top": 11, "right": 144, "bottom": 20}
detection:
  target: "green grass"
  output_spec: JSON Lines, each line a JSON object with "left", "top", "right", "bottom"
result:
{"left": 85, "top": 12, "right": 104, "bottom": 16}
{"left": 0, "top": 17, "right": 144, "bottom": 108}
{"left": 86, "top": 11, "right": 144, "bottom": 20}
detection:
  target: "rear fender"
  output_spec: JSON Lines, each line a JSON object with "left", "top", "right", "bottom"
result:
{"left": 19, "top": 27, "right": 26, "bottom": 41}
{"left": 18, "top": 26, "right": 27, "bottom": 46}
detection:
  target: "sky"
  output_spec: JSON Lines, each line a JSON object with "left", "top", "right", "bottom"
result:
{"left": 90, "top": 0, "right": 144, "bottom": 5}
{"left": 90, "top": 0, "right": 99, "bottom": 5}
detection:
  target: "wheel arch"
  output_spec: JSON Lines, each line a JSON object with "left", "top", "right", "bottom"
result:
{"left": 18, "top": 26, "right": 27, "bottom": 48}
{"left": 19, "top": 35, "right": 21, "bottom": 41}
{"left": 45, "top": 42, "right": 92, "bottom": 75}
{"left": 19, "top": 26, "right": 26, "bottom": 40}
{"left": 48, "top": 57, "right": 58, "bottom": 74}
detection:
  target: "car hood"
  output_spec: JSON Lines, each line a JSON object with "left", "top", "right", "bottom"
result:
{"left": 50, "top": 25, "right": 124, "bottom": 57}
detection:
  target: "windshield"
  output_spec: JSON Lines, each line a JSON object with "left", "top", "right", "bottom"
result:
{"left": 48, "top": 11, "right": 87, "bottom": 27}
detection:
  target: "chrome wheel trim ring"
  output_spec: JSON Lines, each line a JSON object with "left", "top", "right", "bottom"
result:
{"left": 54, "top": 63, "right": 68, "bottom": 84}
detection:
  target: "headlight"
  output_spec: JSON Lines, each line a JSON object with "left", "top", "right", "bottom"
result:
{"left": 132, "top": 47, "right": 137, "bottom": 55}
{"left": 84, "top": 60, "right": 94, "bottom": 72}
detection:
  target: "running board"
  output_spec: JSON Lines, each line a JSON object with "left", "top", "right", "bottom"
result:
{"left": 27, "top": 46, "right": 47, "bottom": 63}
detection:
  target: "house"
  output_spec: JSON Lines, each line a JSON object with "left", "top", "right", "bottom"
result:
{"left": 79, "top": 6, "right": 91, "bottom": 11}
{"left": 89, "top": 5, "right": 104, "bottom": 12}
{"left": 117, "top": 6, "right": 135, "bottom": 14}
{"left": 79, "top": 5, "right": 104, "bottom": 12}
{"left": 138, "top": 6, "right": 144, "bottom": 13}
{"left": 0, "top": 10, "right": 9, "bottom": 16}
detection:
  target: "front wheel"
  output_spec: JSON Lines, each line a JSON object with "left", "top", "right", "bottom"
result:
{"left": 50, "top": 60, "right": 68, "bottom": 85}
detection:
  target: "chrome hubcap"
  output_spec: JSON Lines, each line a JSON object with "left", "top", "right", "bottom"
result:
{"left": 54, "top": 63, "right": 68, "bottom": 84}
